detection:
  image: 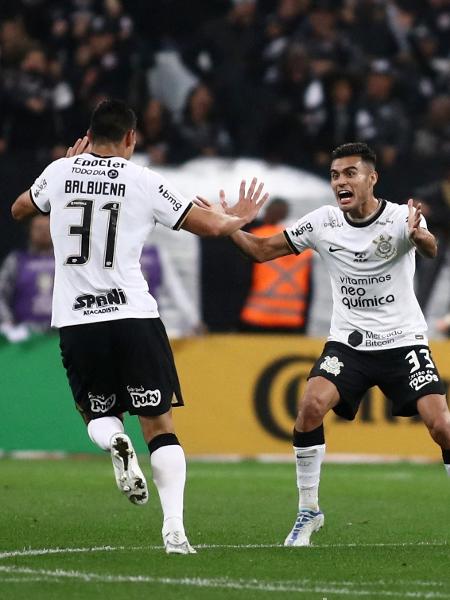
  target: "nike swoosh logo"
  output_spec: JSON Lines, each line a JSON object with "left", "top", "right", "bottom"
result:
{"left": 329, "top": 246, "right": 344, "bottom": 253}
{"left": 412, "top": 380, "right": 434, "bottom": 391}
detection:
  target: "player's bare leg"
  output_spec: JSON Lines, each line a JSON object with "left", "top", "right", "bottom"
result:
{"left": 86, "top": 414, "right": 149, "bottom": 505}
{"left": 140, "top": 410, "right": 196, "bottom": 555}
{"left": 417, "top": 394, "right": 450, "bottom": 476}
{"left": 285, "top": 377, "right": 339, "bottom": 547}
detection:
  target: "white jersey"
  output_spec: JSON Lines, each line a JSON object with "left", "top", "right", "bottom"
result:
{"left": 284, "top": 200, "right": 428, "bottom": 350}
{"left": 30, "top": 153, "right": 193, "bottom": 328}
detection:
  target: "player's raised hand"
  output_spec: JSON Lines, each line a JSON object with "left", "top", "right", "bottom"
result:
{"left": 407, "top": 198, "right": 422, "bottom": 240}
{"left": 221, "top": 178, "right": 269, "bottom": 222}
{"left": 66, "top": 136, "right": 91, "bottom": 158}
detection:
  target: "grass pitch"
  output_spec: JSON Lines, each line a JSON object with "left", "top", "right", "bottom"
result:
{"left": 1, "top": 458, "right": 449, "bottom": 599}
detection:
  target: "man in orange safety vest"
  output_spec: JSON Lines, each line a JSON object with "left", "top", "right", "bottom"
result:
{"left": 240, "top": 198, "right": 313, "bottom": 333}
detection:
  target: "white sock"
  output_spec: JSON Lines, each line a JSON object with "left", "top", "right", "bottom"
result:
{"left": 151, "top": 444, "right": 186, "bottom": 534}
{"left": 87, "top": 416, "right": 124, "bottom": 451}
{"left": 293, "top": 444, "right": 326, "bottom": 511}
{"left": 445, "top": 464, "right": 450, "bottom": 477}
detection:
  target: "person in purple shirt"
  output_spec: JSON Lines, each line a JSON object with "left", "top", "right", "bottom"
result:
{"left": 0, "top": 214, "right": 54, "bottom": 342}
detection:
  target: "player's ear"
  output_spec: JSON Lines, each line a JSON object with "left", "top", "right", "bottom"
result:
{"left": 87, "top": 129, "right": 93, "bottom": 143}
{"left": 125, "top": 129, "right": 135, "bottom": 148}
{"left": 370, "top": 170, "right": 378, "bottom": 187}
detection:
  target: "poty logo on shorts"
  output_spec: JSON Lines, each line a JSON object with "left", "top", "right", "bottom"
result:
{"left": 127, "top": 386, "right": 161, "bottom": 408}
{"left": 320, "top": 355, "right": 344, "bottom": 376}
{"left": 88, "top": 393, "right": 116, "bottom": 413}
{"left": 158, "top": 184, "right": 182, "bottom": 211}
{"left": 409, "top": 370, "right": 439, "bottom": 391}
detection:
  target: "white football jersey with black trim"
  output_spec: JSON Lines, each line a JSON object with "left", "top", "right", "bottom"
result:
{"left": 284, "top": 200, "right": 428, "bottom": 350}
{"left": 30, "top": 153, "right": 192, "bottom": 327}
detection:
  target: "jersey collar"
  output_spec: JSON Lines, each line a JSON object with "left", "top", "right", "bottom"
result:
{"left": 344, "top": 199, "right": 387, "bottom": 228}
{"left": 88, "top": 152, "right": 116, "bottom": 158}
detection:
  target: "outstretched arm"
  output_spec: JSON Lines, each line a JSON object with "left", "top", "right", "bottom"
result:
{"left": 408, "top": 199, "right": 437, "bottom": 258}
{"left": 229, "top": 229, "right": 294, "bottom": 262}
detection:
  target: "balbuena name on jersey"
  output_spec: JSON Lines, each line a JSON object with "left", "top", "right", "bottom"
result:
{"left": 285, "top": 199, "right": 428, "bottom": 350}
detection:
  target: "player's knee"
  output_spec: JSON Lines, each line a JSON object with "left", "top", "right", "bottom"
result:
{"left": 428, "top": 413, "right": 450, "bottom": 444}
{"left": 299, "top": 392, "right": 328, "bottom": 424}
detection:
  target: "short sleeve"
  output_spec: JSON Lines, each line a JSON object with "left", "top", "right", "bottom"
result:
{"left": 146, "top": 170, "right": 193, "bottom": 230}
{"left": 30, "top": 163, "right": 55, "bottom": 214}
{"left": 284, "top": 209, "right": 320, "bottom": 254}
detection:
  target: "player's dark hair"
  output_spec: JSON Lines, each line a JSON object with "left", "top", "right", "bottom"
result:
{"left": 331, "top": 143, "right": 377, "bottom": 169}
{"left": 90, "top": 99, "right": 137, "bottom": 143}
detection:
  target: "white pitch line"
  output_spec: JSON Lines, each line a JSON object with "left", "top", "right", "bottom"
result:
{"left": 0, "top": 566, "right": 449, "bottom": 598}
{"left": 0, "top": 540, "right": 448, "bottom": 560}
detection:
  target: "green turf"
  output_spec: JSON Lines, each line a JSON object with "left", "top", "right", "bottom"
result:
{"left": 1, "top": 459, "right": 449, "bottom": 599}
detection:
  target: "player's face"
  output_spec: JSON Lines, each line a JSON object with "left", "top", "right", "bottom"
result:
{"left": 330, "top": 156, "right": 377, "bottom": 213}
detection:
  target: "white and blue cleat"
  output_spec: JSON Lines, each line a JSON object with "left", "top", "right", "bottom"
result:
{"left": 284, "top": 509, "right": 324, "bottom": 547}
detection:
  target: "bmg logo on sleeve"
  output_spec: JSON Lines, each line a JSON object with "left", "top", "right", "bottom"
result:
{"left": 158, "top": 184, "right": 182, "bottom": 211}
{"left": 290, "top": 222, "right": 313, "bottom": 237}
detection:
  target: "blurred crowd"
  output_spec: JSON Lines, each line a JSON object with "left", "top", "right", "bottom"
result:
{"left": 0, "top": 0, "right": 449, "bottom": 337}
{"left": 0, "top": 0, "right": 449, "bottom": 187}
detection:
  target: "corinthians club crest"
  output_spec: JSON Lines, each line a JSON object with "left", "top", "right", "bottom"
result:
{"left": 320, "top": 355, "right": 344, "bottom": 376}
{"left": 372, "top": 234, "right": 397, "bottom": 259}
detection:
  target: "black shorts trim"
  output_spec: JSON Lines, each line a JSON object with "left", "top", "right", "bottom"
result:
{"left": 309, "top": 341, "right": 445, "bottom": 420}
{"left": 59, "top": 317, "right": 184, "bottom": 420}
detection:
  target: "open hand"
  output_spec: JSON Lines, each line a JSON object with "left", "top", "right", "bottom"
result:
{"left": 66, "top": 136, "right": 91, "bottom": 158}
{"left": 220, "top": 177, "right": 269, "bottom": 222}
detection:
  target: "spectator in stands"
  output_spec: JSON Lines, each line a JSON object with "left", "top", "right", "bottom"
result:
{"left": 355, "top": 59, "right": 411, "bottom": 198}
{"left": 294, "top": 1, "right": 358, "bottom": 78}
{"left": 2, "top": 46, "right": 59, "bottom": 157}
{"left": 137, "top": 99, "right": 176, "bottom": 166}
{"left": 314, "top": 74, "right": 359, "bottom": 169}
{"left": 0, "top": 18, "right": 33, "bottom": 68}
{"left": 414, "top": 162, "right": 450, "bottom": 312}
{"left": 240, "top": 198, "right": 313, "bottom": 334}
{"left": 181, "top": 0, "right": 263, "bottom": 151}
{"left": 356, "top": 60, "right": 410, "bottom": 170}
{"left": 413, "top": 96, "right": 450, "bottom": 181}
{"left": 83, "top": 16, "right": 132, "bottom": 99}
{"left": 259, "top": 43, "right": 326, "bottom": 167}
{"left": 344, "top": 0, "right": 399, "bottom": 60}
{"left": 0, "top": 215, "right": 54, "bottom": 343}
{"left": 172, "top": 83, "right": 233, "bottom": 163}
